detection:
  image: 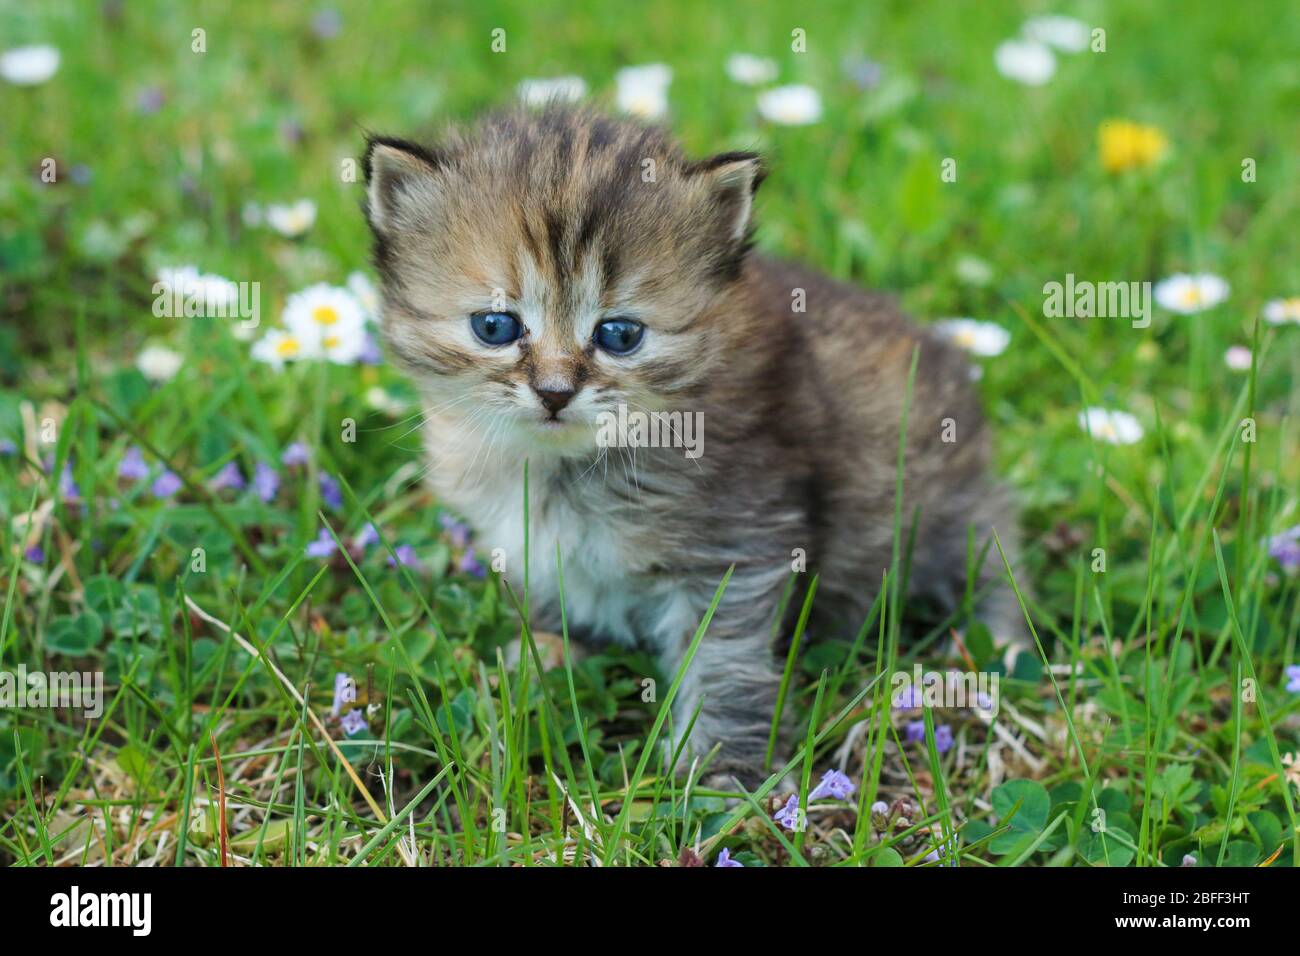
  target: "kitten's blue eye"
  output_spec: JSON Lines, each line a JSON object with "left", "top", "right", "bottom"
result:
{"left": 470, "top": 311, "right": 523, "bottom": 346}
{"left": 594, "top": 318, "right": 645, "bottom": 355}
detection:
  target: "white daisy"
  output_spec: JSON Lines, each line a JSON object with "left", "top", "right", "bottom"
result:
{"left": 1022, "top": 16, "right": 1090, "bottom": 53}
{"left": 251, "top": 329, "right": 308, "bottom": 371}
{"left": 1224, "top": 346, "right": 1253, "bottom": 371}
{"left": 318, "top": 320, "right": 367, "bottom": 364}
{"left": 156, "top": 265, "right": 201, "bottom": 295}
{"left": 198, "top": 274, "right": 239, "bottom": 311}
{"left": 1078, "top": 407, "right": 1143, "bottom": 445}
{"left": 1, "top": 45, "right": 60, "bottom": 86}
{"left": 136, "top": 344, "right": 183, "bottom": 383}
{"left": 1263, "top": 297, "right": 1300, "bottom": 325}
{"left": 346, "top": 271, "right": 380, "bottom": 321}
{"left": 726, "top": 53, "right": 778, "bottom": 86}
{"left": 756, "top": 84, "right": 823, "bottom": 125}
{"left": 615, "top": 64, "right": 672, "bottom": 120}
{"left": 932, "top": 318, "right": 1011, "bottom": 356}
{"left": 265, "top": 199, "right": 317, "bottom": 238}
{"left": 994, "top": 39, "right": 1056, "bottom": 86}
{"left": 517, "top": 75, "right": 587, "bottom": 107}
{"left": 1154, "top": 273, "right": 1230, "bottom": 314}
{"left": 954, "top": 255, "right": 994, "bottom": 286}
{"left": 366, "top": 386, "right": 407, "bottom": 416}
{"left": 283, "top": 283, "right": 366, "bottom": 364}
{"left": 156, "top": 266, "right": 239, "bottom": 313}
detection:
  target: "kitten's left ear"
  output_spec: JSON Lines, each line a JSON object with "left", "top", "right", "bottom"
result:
{"left": 690, "top": 151, "right": 765, "bottom": 242}
{"left": 363, "top": 135, "right": 447, "bottom": 237}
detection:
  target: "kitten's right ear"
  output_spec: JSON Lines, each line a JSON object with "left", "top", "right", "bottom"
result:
{"left": 363, "top": 136, "right": 447, "bottom": 236}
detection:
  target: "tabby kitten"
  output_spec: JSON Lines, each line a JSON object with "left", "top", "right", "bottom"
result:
{"left": 362, "top": 105, "right": 1022, "bottom": 781}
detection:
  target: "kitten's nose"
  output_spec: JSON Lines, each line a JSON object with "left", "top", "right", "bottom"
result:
{"left": 535, "top": 387, "right": 575, "bottom": 416}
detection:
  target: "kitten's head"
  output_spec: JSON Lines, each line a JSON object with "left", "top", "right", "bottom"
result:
{"left": 363, "top": 105, "right": 763, "bottom": 457}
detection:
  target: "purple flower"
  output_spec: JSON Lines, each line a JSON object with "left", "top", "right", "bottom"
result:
{"left": 809, "top": 768, "right": 856, "bottom": 801}
{"left": 331, "top": 672, "right": 357, "bottom": 716}
{"left": 842, "top": 54, "right": 883, "bottom": 91}
{"left": 151, "top": 469, "right": 182, "bottom": 498}
{"left": 118, "top": 445, "right": 149, "bottom": 481}
{"left": 319, "top": 472, "right": 343, "bottom": 510}
{"left": 893, "top": 684, "right": 923, "bottom": 709}
{"left": 935, "top": 724, "right": 954, "bottom": 754}
{"left": 0, "top": 438, "right": 18, "bottom": 456}
{"left": 353, "top": 522, "right": 379, "bottom": 549}
{"left": 715, "top": 848, "right": 743, "bottom": 868}
{"left": 924, "top": 836, "right": 959, "bottom": 865}
{"left": 904, "top": 719, "right": 926, "bottom": 743}
{"left": 1268, "top": 526, "right": 1300, "bottom": 571}
{"left": 305, "top": 528, "right": 337, "bottom": 559}
{"left": 253, "top": 462, "right": 279, "bottom": 502}
{"left": 457, "top": 547, "right": 486, "bottom": 578}
{"left": 774, "top": 794, "right": 802, "bottom": 832}
{"left": 1286, "top": 666, "right": 1300, "bottom": 694}
{"left": 358, "top": 334, "right": 383, "bottom": 365}
{"left": 135, "top": 85, "right": 165, "bottom": 114}
{"left": 439, "top": 513, "right": 471, "bottom": 548}
{"left": 310, "top": 8, "right": 343, "bottom": 39}
{"left": 58, "top": 462, "right": 80, "bottom": 502}
{"left": 340, "top": 709, "right": 367, "bottom": 736}
{"left": 278, "top": 118, "right": 304, "bottom": 146}
{"left": 281, "top": 442, "right": 310, "bottom": 467}
{"left": 387, "top": 543, "right": 422, "bottom": 570}
{"left": 24, "top": 545, "right": 44, "bottom": 564}
{"left": 209, "top": 461, "right": 245, "bottom": 492}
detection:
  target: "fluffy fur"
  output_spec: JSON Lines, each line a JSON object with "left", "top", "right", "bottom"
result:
{"left": 362, "top": 105, "right": 1022, "bottom": 779}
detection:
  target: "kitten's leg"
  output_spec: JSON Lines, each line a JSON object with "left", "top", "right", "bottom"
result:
{"left": 969, "top": 518, "right": 1033, "bottom": 667}
{"left": 652, "top": 579, "right": 785, "bottom": 786}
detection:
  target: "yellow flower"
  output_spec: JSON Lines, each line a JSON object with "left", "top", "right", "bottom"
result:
{"left": 312, "top": 305, "right": 340, "bottom": 326}
{"left": 1099, "top": 120, "right": 1168, "bottom": 173}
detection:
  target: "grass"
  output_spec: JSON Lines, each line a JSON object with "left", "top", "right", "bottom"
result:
{"left": 1, "top": 0, "right": 1299, "bottom": 867}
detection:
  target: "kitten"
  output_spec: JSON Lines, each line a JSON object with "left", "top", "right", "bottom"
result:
{"left": 362, "top": 105, "right": 1023, "bottom": 782}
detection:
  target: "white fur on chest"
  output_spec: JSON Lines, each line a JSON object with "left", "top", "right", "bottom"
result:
{"left": 451, "top": 474, "right": 652, "bottom": 647}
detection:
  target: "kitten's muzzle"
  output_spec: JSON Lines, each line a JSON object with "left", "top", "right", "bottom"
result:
{"left": 534, "top": 386, "right": 576, "bottom": 417}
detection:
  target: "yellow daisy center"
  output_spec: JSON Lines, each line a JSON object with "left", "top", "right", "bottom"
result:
{"left": 1179, "top": 286, "right": 1203, "bottom": 307}
{"left": 323, "top": 335, "right": 341, "bottom": 349}
{"left": 275, "top": 336, "right": 300, "bottom": 357}
{"left": 312, "top": 305, "right": 340, "bottom": 326}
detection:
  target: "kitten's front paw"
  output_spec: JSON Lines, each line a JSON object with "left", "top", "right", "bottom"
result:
{"left": 700, "top": 766, "right": 795, "bottom": 798}
{"left": 666, "top": 730, "right": 779, "bottom": 794}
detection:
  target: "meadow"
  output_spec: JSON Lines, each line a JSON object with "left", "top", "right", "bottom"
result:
{"left": 1, "top": 0, "right": 1299, "bottom": 867}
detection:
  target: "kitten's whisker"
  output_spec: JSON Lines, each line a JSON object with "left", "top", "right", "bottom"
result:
{"left": 576, "top": 444, "right": 607, "bottom": 486}
{"left": 625, "top": 399, "right": 705, "bottom": 474}
{"left": 464, "top": 416, "right": 507, "bottom": 493}
{"left": 386, "top": 393, "right": 475, "bottom": 448}
{"left": 430, "top": 406, "right": 495, "bottom": 490}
